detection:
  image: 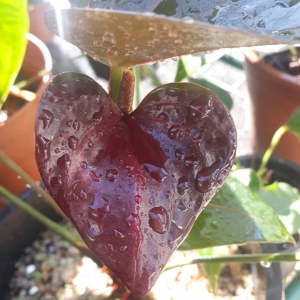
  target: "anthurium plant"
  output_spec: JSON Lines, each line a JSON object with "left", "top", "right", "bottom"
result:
{"left": 1, "top": 0, "right": 300, "bottom": 298}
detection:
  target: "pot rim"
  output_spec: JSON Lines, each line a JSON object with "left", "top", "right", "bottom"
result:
{"left": 242, "top": 47, "right": 300, "bottom": 86}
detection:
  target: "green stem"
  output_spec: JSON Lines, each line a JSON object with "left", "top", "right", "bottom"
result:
{"left": 289, "top": 46, "right": 298, "bottom": 57}
{"left": 15, "top": 53, "right": 85, "bottom": 89}
{"left": 141, "top": 65, "right": 161, "bottom": 87}
{"left": 257, "top": 125, "right": 288, "bottom": 177}
{"left": 109, "top": 66, "right": 126, "bottom": 103}
{"left": 133, "top": 66, "right": 141, "bottom": 109}
{"left": 164, "top": 252, "right": 300, "bottom": 271}
{"left": 0, "top": 185, "right": 103, "bottom": 267}
{"left": 15, "top": 69, "right": 48, "bottom": 89}
{"left": 0, "top": 150, "right": 63, "bottom": 216}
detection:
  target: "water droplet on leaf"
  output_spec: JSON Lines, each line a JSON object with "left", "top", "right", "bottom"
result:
{"left": 135, "top": 195, "right": 142, "bottom": 204}
{"left": 106, "top": 169, "right": 118, "bottom": 182}
{"left": 73, "top": 119, "right": 80, "bottom": 130}
{"left": 68, "top": 136, "right": 78, "bottom": 150}
{"left": 89, "top": 170, "right": 102, "bottom": 182}
{"left": 57, "top": 154, "right": 71, "bottom": 170}
{"left": 177, "top": 176, "right": 189, "bottom": 195}
{"left": 38, "top": 109, "right": 54, "bottom": 130}
{"left": 168, "top": 125, "right": 183, "bottom": 140}
{"left": 149, "top": 206, "right": 169, "bottom": 234}
{"left": 114, "top": 229, "right": 125, "bottom": 239}
{"left": 143, "top": 164, "right": 168, "bottom": 183}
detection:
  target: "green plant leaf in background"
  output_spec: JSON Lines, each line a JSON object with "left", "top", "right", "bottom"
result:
{"left": 179, "top": 177, "right": 294, "bottom": 250}
{"left": 231, "top": 168, "right": 261, "bottom": 192}
{"left": 174, "top": 55, "right": 203, "bottom": 82}
{"left": 198, "top": 246, "right": 230, "bottom": 295}
{"left": 141, "top": 65, "right": 162, "bottom": 87}
{"left": 257, "top": 182, "right": 300, "bottom": 235}
{"left": 189, "top": 78, "right": 233, "bottom": 110}
{"left": 0, "top": 0, "right": 29, "bottom": 107}
{"left": 286, "top": 107, "right": 300, "bottom": 139}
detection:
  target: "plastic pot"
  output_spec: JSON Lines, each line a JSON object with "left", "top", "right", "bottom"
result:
{"left": 0, "top": 188, "right": 62, "bottom": 299}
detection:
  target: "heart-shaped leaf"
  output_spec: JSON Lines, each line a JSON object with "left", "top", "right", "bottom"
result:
{"left": 179, "top": 177, "right": 294, "bottom": 250}
{"left": 189, "top": 77, "right": 234, "bottom": 110}
{"left": 44, "top": 8, "right": 285, "bottom": 68}
{"left": 35, "top": 72, "right": 236, "bottom": 296}
{"left": 0, "top": 0, "right": 28, "bottom": 106}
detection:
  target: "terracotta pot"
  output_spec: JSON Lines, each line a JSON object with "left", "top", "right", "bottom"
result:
{"left": 0, "top": 34, "right": 52, "bottom": 197}
{"left": 243, "top": 48, "right": 300, "bottom": 165}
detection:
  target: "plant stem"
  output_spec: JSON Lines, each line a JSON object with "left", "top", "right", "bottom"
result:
{"left": 0, "top": 150, "right": 63, "bottom": 216}
{"left": 141, "top": 65, "right": 162, "bottom": 87}
{"left": 289, "top": 46, "right": 298, "bottom": 57}
{"left": 9, "top": 86, "right": 36, "bottom": 101}
{"left": 0, "top": 185, "right": 103, "bottom": 267}
{"left": 257, "top": 125, "right": 288, "bottom": 177}
{"left": 133, "top": 66, "right": 141, "bottom": 109}
{"left": 164, "top": 252, "right": 300, "bottom": 271}
{"left": 120, "top": 290, "right": 131, "bottom": 300}
{"left": 15, "top": 68, "right": 49, "bottom": 89}
{"left": 117, "top": 70, "right": 135, "bottom": 114}
{"left": 109, "top": 66, "right": 126, "bottom": 104}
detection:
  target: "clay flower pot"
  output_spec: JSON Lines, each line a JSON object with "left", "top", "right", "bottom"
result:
{"left": 0, "top": 33, "right": 52, "bottom": 197}
{"left": 243, "top": 48, "right": 300, "bottom": 165}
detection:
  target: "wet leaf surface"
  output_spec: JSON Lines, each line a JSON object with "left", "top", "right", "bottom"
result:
{"left": 257, "top": 182, "right": 300, "bottom": 235}
{"left": 35, "top": 72, "right": 236, "bottom": 296}
{"left": 286, "top": 107, "right": 300, "bottom": 139}
{"left": 44, "top": 8, "right": 286, "bottom": 68}
{"left": 180, "top": 177, "right": 294, "bottom": 250}
{"left": 90, "top": 0, "right": 300, "bottom": 40}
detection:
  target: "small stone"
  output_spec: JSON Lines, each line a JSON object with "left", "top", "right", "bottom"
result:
{"left": 26, "top": 264, "right": 36, "bottom": 275}
{"left": 29, "top": 285, "right": 39, "bottom": 295}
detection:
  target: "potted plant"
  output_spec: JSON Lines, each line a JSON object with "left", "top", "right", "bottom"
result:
{"left": 243, "top": 46, "right": 300, "bottom": 165}
{"left": 1, "top": 1, "right": 300, "bottom": 299}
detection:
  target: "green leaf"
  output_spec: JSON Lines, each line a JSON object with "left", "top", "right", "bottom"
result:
{"left": 174, "top": 57, "right": 188, "bottom": 82}
{"left": 286, "top": 107, "right": 300, "bottom": 140}
{"left": 174, "top": 56, "right": 203, "bottom": 82}
{"left": 90, "top": 0, "right": 300, "bottom": 42}
{"left": 0, "top": 0, "right": 29, "bottom": 107}
{"left": 180, "top": 177, "right": 294, "bottom": 250}
{"left": 231, "top": 168, "right": 261, "bottom": 192}
{"left": 189, "top": 78, "right": 233, "bottom": 110}
{"left": 198, "top": 246, "right": 230, "bottom": 294}
{"left": 45, "top": 9, "right": 286, "bottom": 68}
{"left": 141, "top": 65, "right": 162, "bottom": 87}
{"left": 257, "top": 182, "right": 300, "bottom": 235}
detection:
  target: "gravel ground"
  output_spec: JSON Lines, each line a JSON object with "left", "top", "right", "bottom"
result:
{"left": 9, "top": 226, "right": 265, "bottom": 300}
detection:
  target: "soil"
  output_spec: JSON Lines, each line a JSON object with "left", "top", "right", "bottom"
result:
{"left": 9, "top": 223, "right": 266, "bottom": 300}
{"left": 262, "top": 47, "right": 300, "bottom": 81}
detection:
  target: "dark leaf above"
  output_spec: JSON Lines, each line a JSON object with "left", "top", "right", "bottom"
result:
{"left": 45, "top": 8, "right": 287, "bottom": 68}
{"left": 90, "top": 0, "right": 300, "bottom": 40}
